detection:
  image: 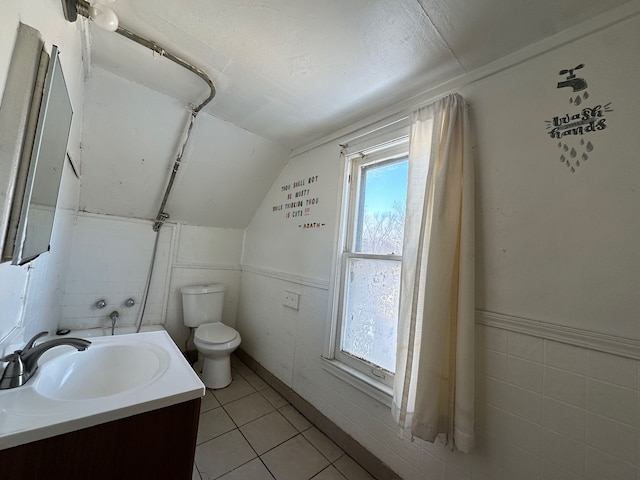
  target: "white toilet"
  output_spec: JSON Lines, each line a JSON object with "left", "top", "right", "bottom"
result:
{"left": 181, "top": 284, "right": 241, "bottom": 389}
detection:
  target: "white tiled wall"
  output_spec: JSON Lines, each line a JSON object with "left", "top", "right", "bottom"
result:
{"left": 163, "top": 223, "right": 243, "bottom": 348}
{"left": 61, "top": 213, "right": 173, "bottom": 331}
{"left": 165, "top": 265, "right": 241, "bottom": 350}
{"left": 238, "top": 268, "right": 640, "bottom": 480}
{"left": 0, "top": 262, "right": 28, "bottom": 341}
{"left": 476, "top": 325, "right": 639, "bottom": 480}
{"left": 61, "top": 213, "right": 243, "bottom": 349}
{"left": 0, "top": 170, "right": 80, "bottom": 344}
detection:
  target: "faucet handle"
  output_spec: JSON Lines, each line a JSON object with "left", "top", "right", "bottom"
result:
{"left": 23, "top": 331, "right": 48, "bottom": 351}
{"left": 0, "top": 350, "right": 21, "bottom": 362}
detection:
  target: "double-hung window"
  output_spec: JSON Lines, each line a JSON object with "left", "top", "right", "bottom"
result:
{"left": 327, "top": 132, "right": 409, "bottom": 393}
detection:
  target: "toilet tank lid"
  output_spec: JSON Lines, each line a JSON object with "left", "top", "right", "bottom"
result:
{"left": 181, "top": 284, "right": 226, "bottom": 295}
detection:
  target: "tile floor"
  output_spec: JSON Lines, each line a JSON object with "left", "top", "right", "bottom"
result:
{"left": 192, "top": 355, "right": 375, "bottom": 480}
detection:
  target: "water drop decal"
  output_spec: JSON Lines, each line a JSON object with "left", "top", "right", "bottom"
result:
{"left": 574, "top": 95, "right": 582, "bottom": 105}
{"left": 558, "top": 142, "right": 562, "bottom": 148}
{"left": 582, "top": 153, "right": 588, "bottom": 161}
{"left": 583, "top": 91, "right": 589, "bottom": 99}
{"left": 563, "top": 144, "right": 569, "bottom": 152}
{"left": 580, "top": 139, "right": 585, "bottom": 145}
{"left": 586, "top": 141, "right": 593, "bottom": 152}
{"left": 576, "top": 160, "right": 581, "bottom": 167}
{"left": 560, "top": 154, "right": 566, "bottom": 162}
{"left": 571, "top": 167, "right": 575, "bottom": 173}
{"left": 566, "top": 160, "right": 570, "bottom": 167}
{"left": 570, "top": 148, "right": 577, "bottom": 158}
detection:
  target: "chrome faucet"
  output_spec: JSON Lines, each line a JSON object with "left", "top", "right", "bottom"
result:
{"left": 0, "top": 331, "right": 91, "bottom": 389}
{"left": 110, "top": 311, "right": 119, "bottom": 335}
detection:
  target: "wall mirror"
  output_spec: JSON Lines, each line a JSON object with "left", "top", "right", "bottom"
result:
{"left": 0, "top": 24, "right": 73, "bottom": 265}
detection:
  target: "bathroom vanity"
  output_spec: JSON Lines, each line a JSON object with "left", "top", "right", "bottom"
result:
{"left": 0, "top": 331, "right": 205, "bottom": 479}
{"left": 0, "top": 398, "right": 200, "bottom": 479}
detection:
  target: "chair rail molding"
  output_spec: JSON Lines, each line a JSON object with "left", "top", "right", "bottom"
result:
{"left": 476, "top": 309, "right": 640, "bottom": 360}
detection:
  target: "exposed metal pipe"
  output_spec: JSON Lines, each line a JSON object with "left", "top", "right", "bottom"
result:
{"left": 113, "top": 26, "right": 216, "bottom": 230}
{"left": 151, "top": 110, "right": 196, "bottom": 231}
{"left": 115, "top": 26, "right": 216, "bottom": 114}
{"left": 62, "top": 0, "right": 217, "bottom": 331}
{"left": 109, "top": 24, "right": 217, "bottom": 331}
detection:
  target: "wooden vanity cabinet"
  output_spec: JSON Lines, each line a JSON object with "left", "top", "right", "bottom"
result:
{"left": 0, "top": 397, "right": 201, "bottom": 479}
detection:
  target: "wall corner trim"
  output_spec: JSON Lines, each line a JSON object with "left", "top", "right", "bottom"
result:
{"left": 476, "top": 310, "right": 640, "bottom": 360}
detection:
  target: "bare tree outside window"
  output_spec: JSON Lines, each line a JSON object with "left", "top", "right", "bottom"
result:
{"left": 360, "top": 200, "right": 405, "bottom": 255}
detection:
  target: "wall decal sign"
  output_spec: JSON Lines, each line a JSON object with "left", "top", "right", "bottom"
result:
{"left": 272, "top": 175, "right": 325, "bottom": 229}
{"left": 544, "top": 64, "right": 614, "bottom": 173}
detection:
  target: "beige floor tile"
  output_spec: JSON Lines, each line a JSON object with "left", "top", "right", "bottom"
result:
{"left": 240, "top": 410, "right": 298, "bottom": 455}
{"left": 197, "top": 407, "right": 236, "bottom": 444}
{"left": 312, "top": 466, "right": 348, "bottom": 480}
{"left": 213, "top": 376, "right": 256, "bottom": 405}
{"left": 225, "top": 391, "right": 275, "bottom": 426}
{"left": 217, "top": 458, "right": 275, "bottom": 480}
{"left": 279, "top": 404, "right": 312, "bottom": 432}
{"left": 231, "top": 355, "right": 254, "bottom": 377}
{"left": 303, "top": 427, "right": 344, "bottom": 462}
{"left": 333, "top": 455, "right": 374, "bottom": 480}
{"left": 261, "top": 435, "right": 330, "bottom": 480}
{"left": 201, "top": 389, "right": 221, "bottom": 413}
{"left": 195, "top": 430, "right": 256, "bottom": 479}
{"left": 246, "top": 373, "right": 270, "bottom": 391}
{"left": 261, "top": 386, "right": 289, "bottom": 409}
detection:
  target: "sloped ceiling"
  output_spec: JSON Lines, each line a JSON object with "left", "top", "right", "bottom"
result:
{"left": 88, "top": 0, "right": 633, "bottom": 151}
{"left": 76, "top": 0, "right": 633, "bottom": 229}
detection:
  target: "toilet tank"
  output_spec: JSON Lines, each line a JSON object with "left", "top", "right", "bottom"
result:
{"left": 181, "top": 284, "right": 226, "bottom": 327}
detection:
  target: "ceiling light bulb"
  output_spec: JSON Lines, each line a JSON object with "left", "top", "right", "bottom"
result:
{"left": 88, "top": 4, "right": 119, "bottom": 32}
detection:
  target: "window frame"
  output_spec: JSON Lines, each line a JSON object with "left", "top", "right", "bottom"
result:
{"left": 324, "top": 129, "right": 410, "bottom": 396}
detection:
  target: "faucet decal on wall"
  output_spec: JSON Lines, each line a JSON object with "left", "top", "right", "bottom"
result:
{"left": 557, "top": 64, "right": 588, "bottom": 105}
{"left": 544, "top": 63, "right": 614, "bottom": 173}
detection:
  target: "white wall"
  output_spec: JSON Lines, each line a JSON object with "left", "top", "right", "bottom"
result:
{"left": 61, "top": 213, "right": 243, "bottom": 349}
{"left": 242, "top": 141, "right": 340, "bottom": 280}
{"left": 466, "top": 13, "right": 640, "bottom": 338}
{"left": 61, "top": 213, "right": 173, "bottom": 331}
{"left": 238, "top": 11, "right": 640, "bottom": 480}
{"left": 81, "top": 66, "right": 291, "bottom": 228}
{"left": 59, "top": 27, "right": 291, "bottom": 347}
{"left": 165, "top": 223, "right": 243, "bottom": 348}
{"left": 0, "top": 0, "right": 85, "bottom": 345}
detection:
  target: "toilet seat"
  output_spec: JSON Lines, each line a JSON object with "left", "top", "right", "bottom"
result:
{"left": 195, "top": 323, "right": 238, "bottom": 345}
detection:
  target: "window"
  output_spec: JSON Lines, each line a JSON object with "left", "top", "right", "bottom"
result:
{"left": 326, "top": 133, "right": 409, "bottom": 391}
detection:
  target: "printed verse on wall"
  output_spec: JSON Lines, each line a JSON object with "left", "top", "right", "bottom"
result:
{"left": 272, "top": 175, "right": 325, "bottom": 229}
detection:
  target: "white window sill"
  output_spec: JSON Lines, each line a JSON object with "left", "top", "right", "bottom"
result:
{"left": 320, "top": 357, "right": 393, "bottom": 407}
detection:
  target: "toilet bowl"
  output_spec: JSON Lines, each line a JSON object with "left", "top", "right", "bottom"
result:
{"left": 193, "top": 322, "right": 241, "bottom": 388}
{"left": 181, "top": 284, "right": 241, "bottom": 389}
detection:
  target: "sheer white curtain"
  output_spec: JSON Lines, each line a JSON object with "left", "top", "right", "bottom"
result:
{"left": 392, "top": 93, "right": 475, "bottom": 453}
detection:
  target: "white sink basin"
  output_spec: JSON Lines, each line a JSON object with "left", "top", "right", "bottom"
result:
{"left": 34, "top": 343, "right": 170, "bottom": 400}
{"left": 0, "top": 330, "right": 204, "bottom": 450}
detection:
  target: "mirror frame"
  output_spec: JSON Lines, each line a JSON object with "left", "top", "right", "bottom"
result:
{"left": 0, "top": 23, "right": 73, "bottom": 266}
{"left": 0, "top": 24, "right": 44, "bottom": 262}
{"left": 11, "top": 45, "right": 73, "bottom": 265}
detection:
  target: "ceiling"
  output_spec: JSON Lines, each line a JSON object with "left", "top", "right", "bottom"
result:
{"left": 87, "top": 0, "right": 631, "bottom": 150}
